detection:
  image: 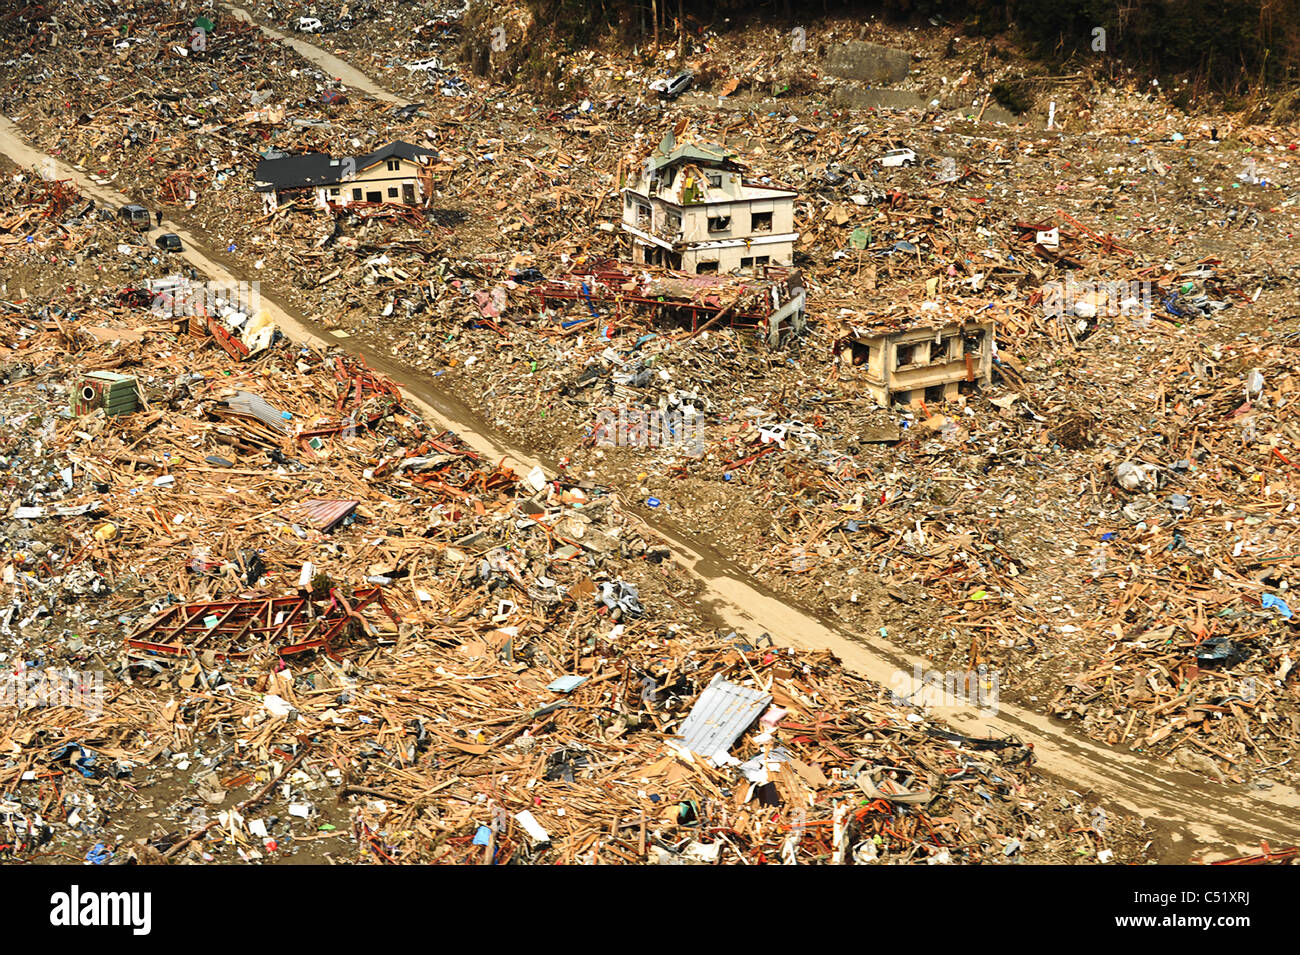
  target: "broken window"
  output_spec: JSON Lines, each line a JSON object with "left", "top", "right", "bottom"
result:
{"left": 708, "top": 215, "right": 731, "bottom": 232}
{"left": 696, "top": 261, "right": 719, "bottom": 275}
{"left": 755, "top": 255, "right": 770, "bottom": 265}
{"left": 931, "top": 337, "right": 955, "bottom": 362}
{"left": 707, "top": 173, "right": 722, "bottom": 188}
{"left": 751, "top": 211, "right": 773, "bottom": 233}
{"left": 635, "top": 203, "right": 651, "bottom": 228}
{"left": 925, "top": 384, "right": 947, "bottom": 404}
{"left": 740, "top": 257, "right": 753, "bottom": 269}
{"left": 352, "top": 188, "right": 363, "bottom": 201}
{"left": 892, "top": 390, "right": 912, "bottom": 407}
{"left": 665, "top": 210, "right": 682, "bottom": 233}
{"left": 896, "top": 343, "right": 918, "bottom": 367}
{"left": 329, "top": 187, "right": 340, "bottom": 196}
{"left": 963, "top": 330, "right": 986, "bottom": 355}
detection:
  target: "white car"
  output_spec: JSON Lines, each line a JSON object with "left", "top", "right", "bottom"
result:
{"left": 879, "top": 148, "right": 918, "bottom": 168}
{"left": 404, "top": 57, "right": 445, "bottom": 73}
{"left": 649, "top": 71, "right": 693, "bottom": 100}
{"left": 294, "top": 17, "right": 324, "bottom": 33}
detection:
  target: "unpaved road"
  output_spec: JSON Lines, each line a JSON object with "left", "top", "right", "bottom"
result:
{"left": 223, "top": 4, "right": 406, "bottom": 106}
{"left": 3, "top": 32, "right": 1298, "bottom": 863}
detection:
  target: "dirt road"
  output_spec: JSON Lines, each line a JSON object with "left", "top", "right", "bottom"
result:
{"left": 223, "top": 4, "right": 407, "bottom": 106}
{"left": 2, "top": 42, "right": 1297, "bottom": 861}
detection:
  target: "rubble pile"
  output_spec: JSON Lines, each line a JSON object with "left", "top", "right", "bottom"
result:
{"left": 1, "top": 1, "right": 1299, "bottom": 864}
{"left": 0, "top": 176, "right": 1157, "bottom": 863}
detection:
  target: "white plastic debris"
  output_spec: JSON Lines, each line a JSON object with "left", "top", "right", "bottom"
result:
{"left": 514, "top": 810, "right": 551, "bottom": 844}
{"left": 1115, "top": 461, "right": 1157, "bottom": 492}
{"left": 263, "top": 694, "right": 294, "bottom": 718}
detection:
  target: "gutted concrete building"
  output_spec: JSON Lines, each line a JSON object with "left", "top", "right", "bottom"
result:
{"left": 621, "top": 132, "right": 798, "bottom": 274}
{"left": 838, "top": 316, "right": 995, "bottom": 406}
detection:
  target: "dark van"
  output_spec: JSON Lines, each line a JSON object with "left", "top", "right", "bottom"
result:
{"left": 118, "top": 204, "right": 151, "bottom": 231}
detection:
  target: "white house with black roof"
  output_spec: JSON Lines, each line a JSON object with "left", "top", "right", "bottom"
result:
{"left": 253, "top": 141, "right": 437, "bottom": 212}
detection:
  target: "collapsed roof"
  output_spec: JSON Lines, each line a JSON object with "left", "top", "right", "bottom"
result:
{"left": 253, "top": 140, "right": 437, "bottom": 192}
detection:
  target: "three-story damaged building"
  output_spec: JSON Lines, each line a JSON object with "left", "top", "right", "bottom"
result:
{"left": 621, "top": 132, "right": 799, "bottom": 274}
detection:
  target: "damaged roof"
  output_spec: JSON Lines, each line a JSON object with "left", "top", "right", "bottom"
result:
{"left": 673, "top": 672, "right": 772, "bottom": 763}
{"left": 254, "top": 140, "right": 437, "bottom": 192}
{"left": 648, "top": 129, "right": 736, "bottom": 171}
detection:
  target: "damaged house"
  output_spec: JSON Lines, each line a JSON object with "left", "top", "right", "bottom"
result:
{"left": 621, "top": 131, "right": 799, "bottom": 274}
{"left": 837, "top": 315, "right": 995, "bottom": 406}
{"left": 535, "top": 257, "right": 807, "bottom": 347}
{"left": 253, "top": 140, "right": 437, "bottom": 213}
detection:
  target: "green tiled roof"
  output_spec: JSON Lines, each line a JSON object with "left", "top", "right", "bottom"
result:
{"left": 649, "top": 130, "right": 734, "bottom": 170}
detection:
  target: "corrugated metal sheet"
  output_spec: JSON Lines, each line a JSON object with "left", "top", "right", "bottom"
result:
{"left": 548, "top": 675, "right": 588, "bottom": 694}
{"left": 224, "top": 391, "right": 289, "bottom": 432}
{"left": 674, "top": 673, "right": 772, "bottom": 763}
{"left": 279, "top": 498, "right": 359, "bottom": 531}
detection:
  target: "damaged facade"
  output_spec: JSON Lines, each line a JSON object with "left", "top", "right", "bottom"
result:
{"left": 621, "top": 132, "right": 798, "bottom": 274}
{"left": 838, "top": 317, "right": 994, "bottom": 406}
{"left": 253, "top": 140, "right": 436, "bottom": 213}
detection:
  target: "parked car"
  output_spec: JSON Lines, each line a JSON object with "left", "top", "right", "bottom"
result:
{"left": 649, "top": 70, "right": 693, "bottom": 100}
{"left": 155, "top": 233, "right": 183, "bottom": 253}
{"left": 294, "top": 16, "right": 324, "bottom": 33}
{"left": 879, "top": 148, "right": 918, "bottom": 168}
{"left": 118, "top": 204, "right": 150, "bottom": 231}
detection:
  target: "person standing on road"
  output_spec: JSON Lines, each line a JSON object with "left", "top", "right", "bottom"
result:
{"left": 155, "top": 210, "right": 164, "bottom": 227}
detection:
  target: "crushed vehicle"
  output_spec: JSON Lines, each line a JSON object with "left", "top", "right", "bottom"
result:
{"left": 649, "top": 70, "right": 693, "bottom": 100}
{"left": 405, "top": 57, "right": 444, "bottom": 73}
{"left": 145, "top": 275, "right": 277, "bottom": 361}
{"left": 878, "top": 147, "right": 918, "bottom": 168}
